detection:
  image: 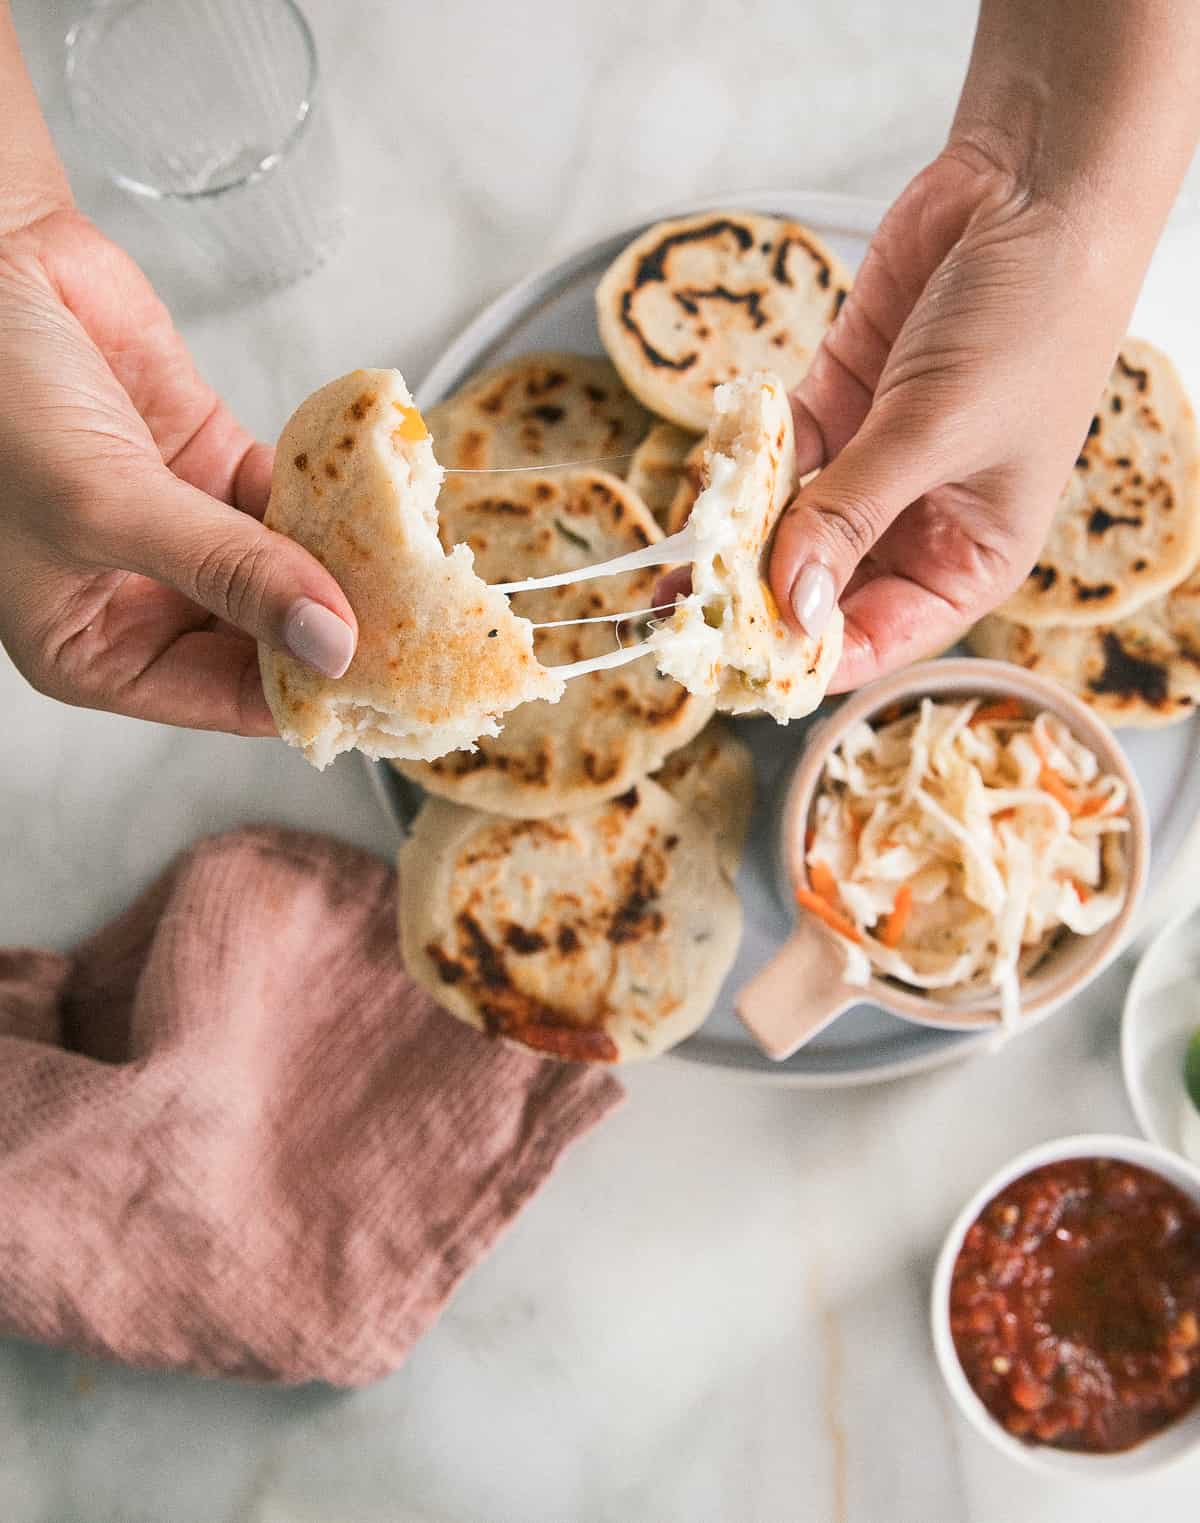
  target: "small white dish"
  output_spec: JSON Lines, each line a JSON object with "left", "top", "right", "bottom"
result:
{"left": 1122, "top": 902, "right": 1200, "bottom": 1159}
{"left": 930, "top": 1132, "right": 1200, "bottom": 1478}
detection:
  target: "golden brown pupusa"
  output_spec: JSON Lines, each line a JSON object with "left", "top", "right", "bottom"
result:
{"left": 424, "top": 350, "right": 652, "bottom": 474}
{"left": 260, "top": 369, "right": 562, "bottom": 769}
{"left": 398, "top": 780, "right": 742, "bottom": 1062}
{"left": 596, "top": 210, "right": 851, "bottom": 431}
{"left": 1000, "top": 339, "right": 1200, "bottom": 627}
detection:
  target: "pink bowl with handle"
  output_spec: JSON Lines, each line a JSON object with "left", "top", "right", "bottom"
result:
{"left": 735, "top": 659, "right": 1150, "bottom": 1061}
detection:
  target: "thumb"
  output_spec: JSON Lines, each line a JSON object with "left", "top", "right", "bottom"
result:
{"left": 91, "top": 466, "right": 359, "bottom": 677}
{"left": 769, "top": 411, "right": 939, "bottom": 641}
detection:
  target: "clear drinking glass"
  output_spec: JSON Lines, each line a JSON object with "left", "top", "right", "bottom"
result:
{"left": 65, "top": 0, "right": 344, "bottom": 288}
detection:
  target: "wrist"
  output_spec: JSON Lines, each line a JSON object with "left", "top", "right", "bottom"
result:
{"left": 0, "top": 182, "right": 74, "bottom": 243}
{"left": 948, "top": 106, "right": 1181, "bottom": 264}
{"left": 950, "top": 1, "right": 1200, "bottom": 257}
{"left": 0, "top": 3, "right": 74, "bottom": 239}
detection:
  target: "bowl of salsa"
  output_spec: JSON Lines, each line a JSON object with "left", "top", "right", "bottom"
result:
{"left": 931, "top": 1134, "right": 1200, "bottom": 1475}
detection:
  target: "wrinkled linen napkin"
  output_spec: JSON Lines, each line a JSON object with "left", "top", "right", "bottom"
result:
{"left": 0, "top": 827, "right": 622, "bottom": 1385}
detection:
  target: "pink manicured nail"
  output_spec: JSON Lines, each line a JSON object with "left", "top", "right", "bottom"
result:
{"left": 790, "top": 563, "right": 836, "bottom": 639}
{"left": 283, "top": 598, "right": 355, "bottom": 678}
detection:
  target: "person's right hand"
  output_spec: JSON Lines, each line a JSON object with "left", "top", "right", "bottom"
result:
{"left": 0, "top": 210, "right": 357, "bottom": 734}
{"left": 768, "top": 144, "right": 1149, "bottom": 691}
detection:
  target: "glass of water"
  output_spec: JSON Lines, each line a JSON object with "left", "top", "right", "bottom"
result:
{"left": 65, "top": 0, "right": 344, "bottom": 289}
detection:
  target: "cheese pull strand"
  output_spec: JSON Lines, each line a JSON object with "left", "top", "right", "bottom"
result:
{"left": 531, "top": 604, "right": 673, "bottom": 630}
{"left": 550, "top": 644, "right": 653, "bottom": 680}
{"left": 492, "top": 524, "right": 698, "bottom": 595}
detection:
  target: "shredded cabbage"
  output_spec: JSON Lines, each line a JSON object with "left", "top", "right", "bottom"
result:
{"left": 804, "top": 699, "right": 1129, "bottom": 1024}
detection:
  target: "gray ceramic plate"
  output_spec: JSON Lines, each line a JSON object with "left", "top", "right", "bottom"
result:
{"left": 369, "top": 189, "right": 1200, "bottom": 1087}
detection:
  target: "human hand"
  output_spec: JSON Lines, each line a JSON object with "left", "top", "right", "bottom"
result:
{"left": 767, "top": 145, "right": 1145, "bottom": 692}
{"left": 0, "top": 210, "right": 357, "bottom": 734}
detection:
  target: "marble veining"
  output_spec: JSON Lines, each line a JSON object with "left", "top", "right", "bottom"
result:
{"left": 3, "top": 1, "right": 1200, "bottom": 1519}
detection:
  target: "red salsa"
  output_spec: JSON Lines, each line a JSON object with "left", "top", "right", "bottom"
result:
{"left": 949, "top": 1157, "right": 1200, "bottom": 1452}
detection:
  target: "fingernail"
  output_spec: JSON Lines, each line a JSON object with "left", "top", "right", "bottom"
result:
{"left": 790, "top": 562, "right": 836, "bottom": 639}
{"left": 283, "top": 598, "right": 356, "bottom": 678}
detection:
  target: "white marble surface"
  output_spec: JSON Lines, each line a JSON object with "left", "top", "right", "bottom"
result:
{"left": 3, "top": 2, "right": 1200, "bottom": 1520}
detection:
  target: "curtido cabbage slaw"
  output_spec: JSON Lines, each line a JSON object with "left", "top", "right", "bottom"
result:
{"left": 800, "top": 698, "right": 1129, "bottom": 1026}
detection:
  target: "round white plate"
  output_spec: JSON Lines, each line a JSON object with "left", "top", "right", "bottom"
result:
{"left": 374, "top": 189, "right": 1200, "bottom": 1086}
{"left": 1122, "top": 902, "right": 1200, "bottom": 1156}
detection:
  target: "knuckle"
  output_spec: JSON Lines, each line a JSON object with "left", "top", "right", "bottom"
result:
{"left": 190, "top": 536, "right": 273, "bottom": 627}
{"left": 873, "top": 386, "right": 962, "bottom": 455}
{"left": 18, "top": 635, "right": 75, "bottom": 704}
{"left": 809, "top": 491, "right": 883, "bottom": 563}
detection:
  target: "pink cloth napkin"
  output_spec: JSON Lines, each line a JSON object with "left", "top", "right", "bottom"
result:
{"left": 0, "top": 826, "right": 622, "bottom": 1386}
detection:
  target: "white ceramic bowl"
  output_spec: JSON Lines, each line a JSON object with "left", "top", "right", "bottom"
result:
{"left": 930, "top": 1133, "right": 1200, "bottom": 1478}
{"left": 1121, "top": 900, "right": 1200, "bottom": 1157}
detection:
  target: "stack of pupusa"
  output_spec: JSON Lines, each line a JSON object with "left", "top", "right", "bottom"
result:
{"left": 267, "top": 210, "right": 852, "bottom": 1062}
{"left": 970, "top": 339, "right": 1200, "bottom": 728}
{"left": 395, "top": 212, "right": 855, "bottom": 1062}
{"left": 392, "top": 350, "right": 754, "bottom": 1064}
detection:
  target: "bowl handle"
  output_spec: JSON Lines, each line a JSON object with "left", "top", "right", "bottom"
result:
{"left": 734, "top": 919, "right": 861, "bottom": 1060}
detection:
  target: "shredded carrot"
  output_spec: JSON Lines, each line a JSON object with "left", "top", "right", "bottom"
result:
{"left": 993, "top": 807, "right": 1017, "bottom": 824}
{"left": 1053, "top": 870, "right": 1093, "bottom": 902}
{"left": 1038, "top": 765, "right": 1080, "bottom": 816}
{"left": 808, "top": 860, "right": 839, "bottom": 903}
{"left": 795, "top": 887, "right": 863, "bottom": 944}
{"left": 970, "top": 698, "right": 1024, "bottom": 727}
{"left": 1077, "top": 793, "right": 1119, "bottom": 818}
{"left": 390, "top": 402, "right": 428, "bottom": 441}
{"left": 879, "top": 884, "right": 914, "bottom": 948}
